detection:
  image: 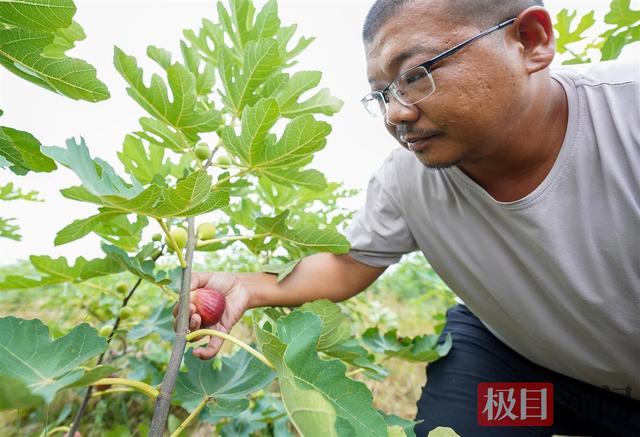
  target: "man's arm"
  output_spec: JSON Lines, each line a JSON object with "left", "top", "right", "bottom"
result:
{"left": 241, "top": 252, "right": 387, "bottom": 308}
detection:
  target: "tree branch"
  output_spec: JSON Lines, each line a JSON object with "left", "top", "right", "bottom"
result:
{"left": 149, "top": 217, "right": 196, "bottom": 436}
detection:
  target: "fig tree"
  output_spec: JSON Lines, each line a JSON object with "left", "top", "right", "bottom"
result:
{"left": 197, "top": 222, "right": 216, "bottom": 240}
{"left": 193, "top": 288, "right": 226, "bottom": 326}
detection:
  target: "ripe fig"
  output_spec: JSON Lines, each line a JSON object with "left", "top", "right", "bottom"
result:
{"left": 193, "top": 288, "right": 226, "bottom": 327}
{"left": 195, "top": 143, "right": 210, "bottom": 160}
{"left": 197, "top": 222, "right": 216, "bottom": 240}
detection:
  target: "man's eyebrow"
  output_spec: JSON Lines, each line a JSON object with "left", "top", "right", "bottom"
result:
{"left": 368, "top": 44, "right": 436, "bottom": 85}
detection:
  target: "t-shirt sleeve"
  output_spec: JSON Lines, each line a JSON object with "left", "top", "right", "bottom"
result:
{"left": 345, "top": 165, "right": 419, "bottom": 268}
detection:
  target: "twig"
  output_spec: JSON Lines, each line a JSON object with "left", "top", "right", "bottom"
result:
{"left": 170, "top": 396, "right": 209, "bottom": 437}
{"left": 149, "top": 216, "right": 196, "bottom": 436}
{"left": 186, "top": 329, "right": 275, "bottom": 370}
{"left": 196, "top": 232, "right": 269, "bottom": 248}
{"left": 90, "top": 378, "right": 158, "bottom": 399}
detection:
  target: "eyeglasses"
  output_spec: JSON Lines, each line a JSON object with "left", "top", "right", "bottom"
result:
{"left": 361, "top": 17, "right": 517, "bottom": 119}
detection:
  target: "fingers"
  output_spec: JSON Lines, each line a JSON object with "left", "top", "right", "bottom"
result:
{"left": 173, "top": 302, "right": 197, "bottom": 330}
{"left": 189, "top": 313, "right": 201, "bottom": 332}
{"left": 192, "top": 324, "right": 228, "bottom": 360}
{"left": 190, "top": 271, "right": 212, "bottom": 290}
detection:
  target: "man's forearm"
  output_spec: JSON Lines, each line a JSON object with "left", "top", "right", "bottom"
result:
{"left": 242, "top": 252, "right": 386, "bottom": 309}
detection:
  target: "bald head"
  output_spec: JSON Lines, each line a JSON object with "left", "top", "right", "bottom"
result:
{"left": 362, "top": 0, "right": 544, "bottom": 43}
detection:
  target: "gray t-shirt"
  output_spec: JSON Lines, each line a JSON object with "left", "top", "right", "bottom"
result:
{"left": 345, "top": 58, "right": 640, "bottom": 400}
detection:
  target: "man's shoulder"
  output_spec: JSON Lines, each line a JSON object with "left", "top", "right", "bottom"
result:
{"left": 551, "top": 58, "right": 639, "bottom": 88}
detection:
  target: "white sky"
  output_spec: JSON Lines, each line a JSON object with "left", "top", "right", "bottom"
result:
{"left": 1, "top": 0, "right": 639, "bottom": 265}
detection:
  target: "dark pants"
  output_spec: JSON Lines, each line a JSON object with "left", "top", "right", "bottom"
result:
{"left": 414, "top": 304, "right": 640, "bottom": 437}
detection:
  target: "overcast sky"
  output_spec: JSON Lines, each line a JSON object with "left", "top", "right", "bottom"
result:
{"left": 1, "top": 0, "right": 638, "bottom": 266}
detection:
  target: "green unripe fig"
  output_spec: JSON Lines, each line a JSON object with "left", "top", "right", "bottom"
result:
{"left": 151, "top": 233, "right": 162, "bottom": 242}
{"left": 215, "top": 155, "right": 232, "bottom": 166}
{"left": 99, "top": 326, "right": 112, "bottom": 337}
{"left": 115, "top": 281, "right": 128, "bottom": 294}
{"left": 119, "top": 307, "right": 133, "bottom": 320}
{"left": 166, "top": 227, "right": 188, "bottom": 251}
{"left": 195, "top": 143, "right": 210, "bottom": 161}
{"left": 197, "top": 222, "right": 216, "bottom": 240}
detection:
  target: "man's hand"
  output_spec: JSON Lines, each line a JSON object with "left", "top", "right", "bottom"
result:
{"left": 173, "top": 271, "right": 251, "bottom": 360}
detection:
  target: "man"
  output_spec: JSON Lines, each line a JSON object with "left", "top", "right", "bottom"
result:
{"left": 182, "top": 0, "right": 640, "bottom": 435}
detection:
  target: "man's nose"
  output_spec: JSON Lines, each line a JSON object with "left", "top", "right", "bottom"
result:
{"left": 384, "top": 94, "right": 419, "bottom": 126}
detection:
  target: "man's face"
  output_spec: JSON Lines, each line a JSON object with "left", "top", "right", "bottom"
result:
{"left": 364, "top": 1, "right": 527, "bottom": 169}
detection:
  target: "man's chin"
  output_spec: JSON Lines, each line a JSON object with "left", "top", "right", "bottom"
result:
{"left": 415, "top": 152, "right": 463, "bottom": 170}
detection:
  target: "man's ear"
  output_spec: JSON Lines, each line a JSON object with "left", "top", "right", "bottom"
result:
{"left": 512, "top": 7, "right": 556, "bottom": 74}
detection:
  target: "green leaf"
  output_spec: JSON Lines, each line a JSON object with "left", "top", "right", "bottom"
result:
{"left": 254, "top": 311, "right": 388, "bottom": 437}
{"left": 258, "top": 167, "right": 327, "bottom": 190}
{"left": 41, "top": 137, "right": 143, "bottom": 198}
{"left": 180, "top": 41, "right": 216, "bottom": 97}
{"left": 324, "top": 339, "right": 389, "bottom": 380}
{"left": 362, "top": 328, "right": 452, "bottom": 363}
{"left": 0, "top": 217, "right": 21, "bottom": 241}
{"left": 381, "top": 412, "right": 418, "bottom": 437}
{"left": 128, "top": 304, "right": 176, "bottom": 342}
{"left": 605, "top": 0, "right": 640, "bottom": 27}
{"left": 600, "top": 26, "right": 640, "bottom": 60}
{"left": 0, "top": 376, "right": 44, "bottom": 411}
{"left": 276, "top": 24, "right": 314, "bottom": 64}
{"left": 175, "top": 348, "right": 275, "bottom": 418}
{"left": 135, "top": 117, "right": 190, "bottom": 153}
{"left": 221, "top": 97, "right": 280, "bottom": 165}
{"left": 0, "top": 254, "right": 123, "bottom": 290}
{"left": 0, "top": 125, "right": 57, "bottom": 175}
{"left": 222, "top": 38, "right": 282, "bottom": 113}
{"left": 0, "top": 0, "right": 75, "bottom": 32}
{"left": 101, "top": 243, "right": 172, "bottom": 285}
{"left": 93, "top": 213, "right": 149, "bottom": 252}
{"left": 45, "top": 138, "right": 228, "bottom": 217}
{"left": 255, "top": 210, "right": 350, "bottom": 254}
{"left": 260, "top": 259, "right": 300, "bottom": 282}
{"left": 0, "top": 317, "right": 106, "bottom": 403}
{"left": 118, "top": 135, "right": 172, "bottom": 184}
{"left": 274, "top": 71, "right": 343, "bottom": 118}
{"left": 554, "top": 9, "right": 596, "bottom": 54}
{"left": 65, "top": 365, "right": 118, "bottom": 389}
{"left": 428, "top": 427, "right": 461, "bottom": 437}
{"left": 0, "top": 182, "right": 42, "bottom": 202}
{"left": 41, "top": 20, "right": 86, "bottom": 58}
{"left": 249, "top": 0, "right": 280, "bottom": 41}
{"left": 0, "top": 27, "right": 109, "bottom": 101}
{"left": 54, "top": 208, "right": 125, "bottom": 246}
{"left": 253, "top": 115, "right": 331, "bottom": 169}
{"left": 299, "top": 299, "right": 351, "bottom": 350}
{"left": 114, "top": 46, "right": 221, "bottom": 141}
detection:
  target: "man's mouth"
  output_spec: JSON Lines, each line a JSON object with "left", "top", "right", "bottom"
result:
{"left": 401, "top": 132, "right": 443, "bottom": 152}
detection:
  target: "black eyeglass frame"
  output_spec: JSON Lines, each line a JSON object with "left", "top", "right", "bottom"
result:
{"left": 361, "top": 17, "right": 517, "bottom": 116}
